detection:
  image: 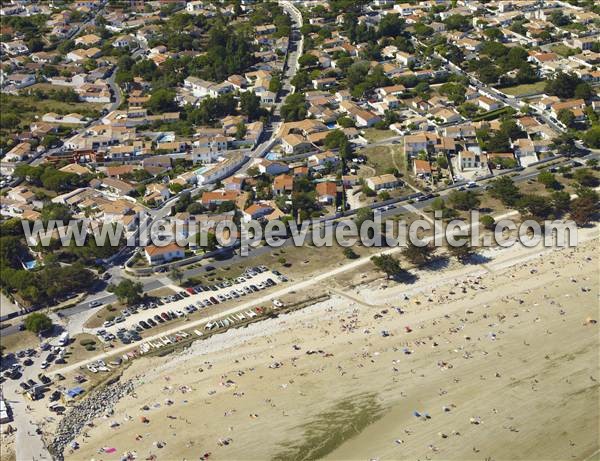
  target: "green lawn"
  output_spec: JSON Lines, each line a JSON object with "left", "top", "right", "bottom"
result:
{"left": 501, "top": 81, "right": 547, "bottom": 96}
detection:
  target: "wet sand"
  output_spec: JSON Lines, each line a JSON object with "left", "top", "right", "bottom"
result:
{"left": 69, "top": 233, "right": 599, "bottom": 461}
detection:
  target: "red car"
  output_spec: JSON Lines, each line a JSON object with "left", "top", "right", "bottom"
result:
{"left": 185, "top": 287, "right": 196, "bottom": 295}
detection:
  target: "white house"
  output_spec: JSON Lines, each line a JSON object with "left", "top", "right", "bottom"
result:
{"left": 144, "top": 242, "right": 185, "bottom": 265}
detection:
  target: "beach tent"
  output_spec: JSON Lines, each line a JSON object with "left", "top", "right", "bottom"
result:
{"left": 65, "top": 387, "right": 85, "bottom": 399}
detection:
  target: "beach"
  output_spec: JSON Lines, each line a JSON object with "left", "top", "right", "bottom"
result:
{"left": 67, "top": 232, "right": 599, "bottom": 461}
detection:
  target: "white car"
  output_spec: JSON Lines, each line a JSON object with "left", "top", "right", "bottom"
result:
{"left": 273, "top": 299, "right": 284, "bottom": 308}
{"left": 40, "top": 361, "right": 49, "bottom": 369}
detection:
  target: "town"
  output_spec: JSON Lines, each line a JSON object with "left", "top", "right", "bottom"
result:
{"left": 0, "top": 0, "right": 599, "bottom": 460}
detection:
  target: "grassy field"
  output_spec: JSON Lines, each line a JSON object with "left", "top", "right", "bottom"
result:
{"left": 1, "top": 93, "right": 103, "bottom": 131}
{"left": 501, "top": 81, "right": 547, "bottom": 96}
{"left": 361, "top": 144, "right": 406, "bottom": 176}
{"left": 362, "top": 128, "right": 395, "bottom": 143}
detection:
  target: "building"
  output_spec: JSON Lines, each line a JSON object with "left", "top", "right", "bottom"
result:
{"left": 272, "top": 174, "right": 294, "bottom": 195}
{"left": 243, "top": 202, "right": 274, "bottom": 222}
{"left": 144, "top": 242, "right": 185, "bottom": 265}
{"left": 366, "top": 174, "right": 400, "bottom": 191}
{"left": 316, "top": 181, "right": 337, "bottom": 204}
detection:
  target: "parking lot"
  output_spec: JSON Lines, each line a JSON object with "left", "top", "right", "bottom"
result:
{"left": 94, "top": 266, "right": 287, "bottom": 342}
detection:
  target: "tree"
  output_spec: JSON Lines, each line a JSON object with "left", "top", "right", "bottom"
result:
{"left": 371, "top": 254, "right": 406, "bottom": 279}
{"left": 402, "top": 240, "right": 434, "bottom": 266}
{"left": 281, "top": 93, "right": 307, "bottom": 122}
{"left": 448, "top": 190, "right": 481, "bottom": 211}
{"left": 378, "top": 14, "right": 405, "bottom": 37}
{"left": 324, "top": 129, "right": 347, "bottom": 150}
{"left": 112, "top": 279, "right": 143, "bottom": 305}
{"left": 343, "top": 247, "right": 358, "bottom": 259}
{"left": 240, "top": 91, "right": 262, "bottom": 121}
{"left": 574, "top": 82, "right": 592, "bottom": 101}
{"left": 354, "top": 207, "right": 374, "bottom": 228}
{"left": 235, "top": 121, "right": 247, "bottom": 140}
{"left": 430, "top": 197, "right": 456, "bottom": 219}
{"left": 447, "top": 234, "right": 477, "bottom": 263}
{"left": 24, "top": 312, "right": 52, "bottom": 334}
{"left": 583, "top": 126, "right": 600, "bottom": 149}
{"left": 170, "top": 267, "right": 184, "bottom": 284}
{"left": 516, "top": 194, "right": 554, "bottom": 219}
{"left": 480, "top": 215, "right": 495, "bottom": 230}
{"left": 488, "top": 176, "right": 521, "bottom": 206}
{"left": 537, "top": 171, "right": 561, "bottom": 190}
{"left": 269, "top": 75, "right": 282, "bottom": 93}
{"left": 544, "top": 72, "right": 583, "bottom": 99}
{"left": 444, "top": 14, "right": 471, "bottom": 31}
{"left": 557, "top": 108, "right": 575, "bottom": 128}
{"left": 573, "top": 168, "right": 598, "bottom": 188}
{"left": 298, "top": 53, "right": 318, "bottom": 68}
{"left": 551, "top": 191, "right": 571, "bottom": 215}
{"left": 145, "top": 88, "right": 177, "bottom": 114}
{"left": 570, "top": 188, "right": 598, "bottom": 226}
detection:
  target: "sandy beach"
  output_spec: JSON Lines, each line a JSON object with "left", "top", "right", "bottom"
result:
{"left": 66, "top": 232, "right": 599, "bottom": 461}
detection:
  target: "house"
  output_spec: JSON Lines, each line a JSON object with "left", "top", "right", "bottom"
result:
{"left": 223, "top": 175, "right": 245, "bottom": 192}
{"left": 253, "top": 159, "right": 290, "bottom": 176}
{"left": 106, "top": 164, "right": 137, "bottom": 178}
{"left": 3, "top": 73, "right": 35, "bottom": 89}
{"left": 145, "top": 242, "right": 185, "bottom": 265}
{"left": 413, "top": 159, "right": 433, "bottom": 177}
{"left": 476, "top": 96, "right": 501, "bottom": 111}
{"left": 396, "top": 51, "right": 415, "bottom": 66}
{"left": 112, "top": 34, "right": 138, "bottom": 49}
{"left": 312, "top": 77, "right": 338, "bottom": 90}
{"left": 315, "top": 181, "right": 337, "bottom": 204}
{"left": 1, "top": 40, "right": 28, "bottom": 55}
{"left": 260, "top": 91, "right": 276, "bottom": 105}
{"left": 308, "top": 151, "right": 339, "bottom": 170}
{"left": 272, "top": 174, "right": 294, "bottom": 196}
{"left": 66, "top": 47, "right": 101, "bottom": 62}
{"left": 457, "top": 150, "right": 484, "bottom": 171}
{"left": 184, "top": 78, "right": 231, "bottom": 98}
{"left": 339, "top": 101, "right": 381, "bottom": 127}
{"left": 145, "top": 184, "right": 171, "bottom": 204}
{"left": 243, "top": 202, "right": 275, "bottom": 222}
{"left": 100, "top": 177, "right": 135, "bottom": 196}
{"left": 195, "top": 153, "right": 246, "bottom": 185}
{"left": 75, "top": 34, "right": 101, "bottom": 47}
{"left": 7, "top": 186, "right": 35, "bottom": 204}
{"left": 366, "top": 174, "right": 400, "bottom": 191}
{"left": 4, "top": 142, "right": 31, "bottom": 162}
{"left": 430, "top": 107, "right": 462, "bottom": 124}
{"left": 59, "top": 163, "right": 92, "bottom": 176}
{"left": 281, "top": 134, "right": 313, "bottom": 154}
{"left": 376, "top": 85, "right": 406, "bottom": 98}
{"left": 200, "top": 190, "right": 240, "bottom": 207}
{"left": 550, "top": 99, "right": 586, "bottom": 121}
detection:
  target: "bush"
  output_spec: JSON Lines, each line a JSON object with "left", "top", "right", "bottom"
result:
{"left": 79, "top": 339, "right": 96, "bottom": 346}
{"left": 85, "top": 344, "right": 96, "bottom": 351}
{"left": 23, "top": 312, "right": 52, "bottom": 334}
{"left": 480, "top": 215, "right": 495, "bottom": 230}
